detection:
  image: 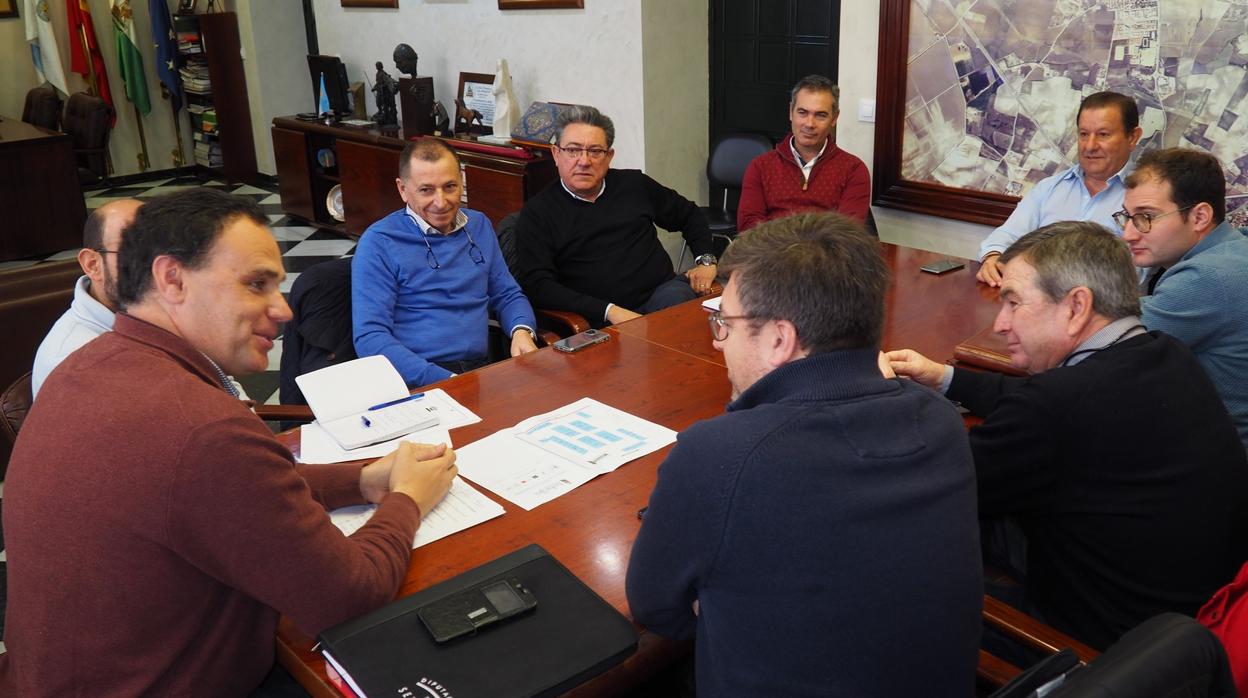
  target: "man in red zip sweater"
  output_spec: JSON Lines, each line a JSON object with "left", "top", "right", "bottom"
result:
{"left": 737, "top": 75, "right": 871, "bottom": 232}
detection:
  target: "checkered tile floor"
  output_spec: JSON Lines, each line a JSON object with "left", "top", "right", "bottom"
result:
{"left": 10, "top": 174, "right": 359, "bottom": 407}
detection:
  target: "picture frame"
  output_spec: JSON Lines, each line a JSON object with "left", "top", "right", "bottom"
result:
{"left": 456, "top": 71, "right": 496, "bottom": 136}
{"left": 0, "top": 0, "right": 18, "bottom": 20}
{"left": 499, "top": 0, "right": 584, "bottom": 9}
{"left": 341, "top": 0, "right": 398, "bottom": 7}
{"left": 872, "top": 0, "right": 1019, "bottom": 227}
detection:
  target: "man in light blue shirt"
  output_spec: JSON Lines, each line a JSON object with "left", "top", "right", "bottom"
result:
{"left": 31, "top": 199, "right": 142, "bottom": 397}
{"left": 977, "top": 91, "right": 1142, "bottom": 287}
{"left": 1120, "top": 147, "right": 1248, "bottom": 449}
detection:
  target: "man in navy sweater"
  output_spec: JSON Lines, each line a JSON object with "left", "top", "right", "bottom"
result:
{"left": 626, "top": 212, "right": 983, "bottom": 696}
{"left": 352, "top": 139, "right": 538, "bottom": 387}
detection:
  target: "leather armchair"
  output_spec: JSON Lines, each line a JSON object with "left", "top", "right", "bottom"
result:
{"left": 63, "top": 92, "right": 113, "bottom": 185}
{"left": 22, "top": 85, "right": 63, "bottom": 131}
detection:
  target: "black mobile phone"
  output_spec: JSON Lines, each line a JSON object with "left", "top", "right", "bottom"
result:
{"left": 553, "top": 328, "right": 611, "bottom": 353}
{"left": 920, "top": 259, "right": 966, "bottom": 275}
{"left": 417, "top": 576, "right": 538, "bottom": 643}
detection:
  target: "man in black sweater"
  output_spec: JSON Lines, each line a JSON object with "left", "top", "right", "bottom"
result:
{"left": 516, "top": 106, "right": 716, "bottom": 326}
{"left": 886, "top": 221, "right": 1248, "bottom": 650}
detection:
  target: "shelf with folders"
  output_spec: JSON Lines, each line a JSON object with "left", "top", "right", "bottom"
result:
{"left": 171, "top": 12, "right": 256, "bottom": 183}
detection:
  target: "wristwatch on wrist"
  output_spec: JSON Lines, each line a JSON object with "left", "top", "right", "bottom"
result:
{"left": 694, "top": 253, "right": 717, "bottom": 267}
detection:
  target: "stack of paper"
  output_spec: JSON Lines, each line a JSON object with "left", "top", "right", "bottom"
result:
{"left": 329, "top": 477, "right": 503, "bottom": 550}
{"left": 456, "top": 398, "right": 676, "bottom": 511}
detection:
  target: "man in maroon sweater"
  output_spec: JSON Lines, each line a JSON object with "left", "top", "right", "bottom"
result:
{"left": 1, "top": 189, "right": 457, "bottom": 697}
{"left": 737, "top": 75, "right": 871, "bottom": 231}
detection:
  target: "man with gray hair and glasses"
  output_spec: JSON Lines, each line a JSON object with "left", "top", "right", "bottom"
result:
{"left": 886, "top": 222, "right": 1248, "bottom": 651}
{"left": 628, "top": 212, "right": 982, "bottom": 696}
{"left": 737, "top": 74, "right": 870, "bottom": 231}
{"left": 516, "top": 105, "right": 715, "bottom": 326}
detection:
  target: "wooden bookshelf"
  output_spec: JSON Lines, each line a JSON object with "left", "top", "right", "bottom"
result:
{"left": 175, "top": 12, "right": 257, "bottom": 183}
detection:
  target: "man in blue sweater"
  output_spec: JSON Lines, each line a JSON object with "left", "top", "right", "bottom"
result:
{"left": 626, "top": 213, "right": 983, "bottom": 696}
{"left": 352, "top": 139, "right": 538, "bottom": 387}
{"left": 1120, "top": 147, "right": 1248, "bottom": 449}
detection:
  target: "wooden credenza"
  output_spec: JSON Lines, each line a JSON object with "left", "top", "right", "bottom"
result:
{"left": 0, "top": 118, "right": 86, "bottom": 261}
{"left": 271, "top": 117, "right": 557, "bottom": 236}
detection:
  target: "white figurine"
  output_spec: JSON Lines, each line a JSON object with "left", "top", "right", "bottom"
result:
{"left": 492, "top": 59, "right": 518, "bottom": 140}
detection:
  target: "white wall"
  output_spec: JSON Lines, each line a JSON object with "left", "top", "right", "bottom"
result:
{"left": 837, "top": 2, "right": 992, "bottom": 260}
{"left": 0, "top": 13, "right": 28, "bottom": 118}
{"left": 641, "top": 0, "right": 709, "bottom": 205}
{"left": 640, "top": 0, "right": 710, "bottom": 265}
{"left": 236, "top": 0, "right": 313, "bottom": 175}
{"left": 311, "top": 0, "right": 649, "bottom": 168}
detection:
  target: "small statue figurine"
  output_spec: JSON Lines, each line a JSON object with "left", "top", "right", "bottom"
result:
{"left": 393, "top": 44, "right": 419, "bottom": 78}
{"left": 492, "top": 58, "right": 518, "bottom": 140}
{"left": 431, "top": 101, "right": 451, "bottom": 135}
{"left": 454, "top": 98, "right": 485, "bottom": 136}
{"left": 371, "top": 61, "right": 398, "bottom": 126}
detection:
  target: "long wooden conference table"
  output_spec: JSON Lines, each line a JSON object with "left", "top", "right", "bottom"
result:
{"left": 274, "top": 243, "right": 1002, "bottom": 697}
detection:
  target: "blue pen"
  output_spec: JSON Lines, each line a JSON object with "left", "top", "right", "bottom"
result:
{"left": 360, "top": 415, "right": 372, "bottom": 428}
{"left": 367, "top": 392, "right": 425, "bottom": 411}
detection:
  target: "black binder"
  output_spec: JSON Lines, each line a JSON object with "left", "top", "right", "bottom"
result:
{"left": 317, "top": 544, "right": 639, "bottom": 698}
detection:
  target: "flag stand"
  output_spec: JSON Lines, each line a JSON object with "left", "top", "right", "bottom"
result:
{"left": 166, "top": 87, "right": 186, "bottom": 168}
{"left": 133, "top": 104, "right": 150, "bottom": 171}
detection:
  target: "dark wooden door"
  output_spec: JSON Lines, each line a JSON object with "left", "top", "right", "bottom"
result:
{"left": 709, "top": 0, "right": 841, "bottom": 144}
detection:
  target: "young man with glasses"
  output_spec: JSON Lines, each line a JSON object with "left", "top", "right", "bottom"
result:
{"left": 1121, "top": 147, "right": 1248, "bottom": 448}
{"left": 31, "top": 198, "right": 142, "bottom": 397}
{"left": 516, "top": 105, "right": 715, "bottom": 327}
{"left": 352, "top": 138, "right": 537, "bottom": 387}
{"left": 628, "top": 212, "right": 983, "bottom": 696}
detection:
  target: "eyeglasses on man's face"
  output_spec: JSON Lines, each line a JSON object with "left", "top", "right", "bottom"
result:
{"left": 554, "top": 145, "right": 611, "bottom": 161}
{"left": 707, "top": 311, "right": 759, "bottom": 341}
{"left": 1111, "top": 205, "right": 1194, "bottom": 233}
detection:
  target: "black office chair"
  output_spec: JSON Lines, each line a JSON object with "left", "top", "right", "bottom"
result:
{"left": 278, "top": 258, "right": 356, "bottom": 407}
{"left": 682, "top": 132, "right": 773, "bottom": 267}
{"left": 987, "top": 613, "right": 1235, "bottom": 698}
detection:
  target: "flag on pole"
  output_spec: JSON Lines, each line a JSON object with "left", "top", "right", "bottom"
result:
{"left": 24, "top": 0, "right": 69, "bottom": 95}
{"left": 109, "top": 0, "right": 150, "bottom": 115}
{"left": 66, "top": 0, "right": 116, "bottom": 125}
{"left": 148, "top": 0, "right": 182, "bottom": 111}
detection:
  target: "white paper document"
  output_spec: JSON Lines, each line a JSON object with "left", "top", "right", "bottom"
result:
{"left": 329, "top": 477, "right": 504, "bottom": 549}
{"left": 296, "top": 388, "right": 479, "bottom": 463}
{"left": 701, "top": 295, "right": 722, "bottom": 312}
{"left": 457, "top": 398, "right": 677, "bottom": 511}
{"left": 298, "top": 423, "right": 453, "bottom": 464}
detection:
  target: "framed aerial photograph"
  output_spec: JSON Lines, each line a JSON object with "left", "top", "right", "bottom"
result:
{"left": 0, "top": 0, "right": 17, "bottom": 20}
{"left": 499, "top": 0, "right": 583, "bottom": 9}
{"left": 873, "top": 0, "right": 1248, "bottom": 227}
